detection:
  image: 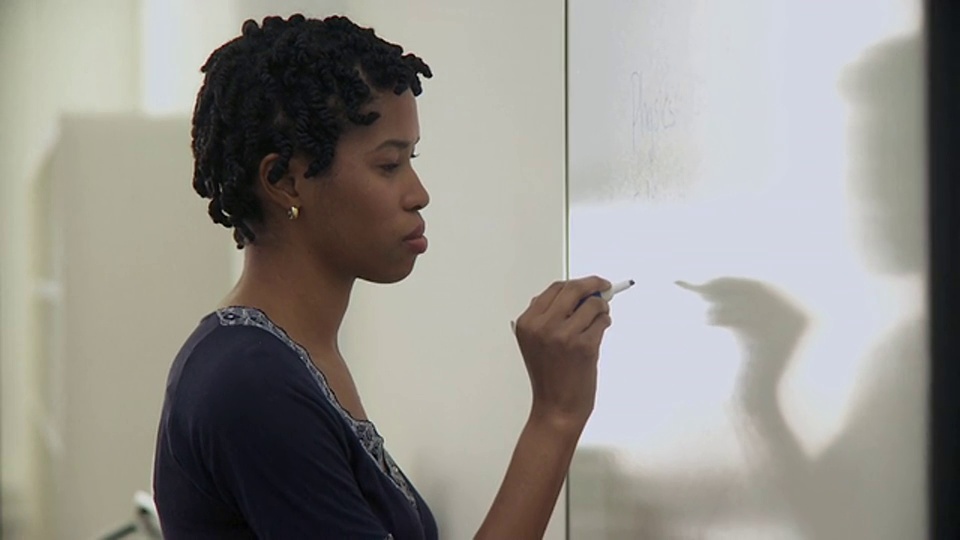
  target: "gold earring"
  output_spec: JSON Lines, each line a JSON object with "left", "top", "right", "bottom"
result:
{"left": 287, "top": 206, "right": 300, "bottom": 220}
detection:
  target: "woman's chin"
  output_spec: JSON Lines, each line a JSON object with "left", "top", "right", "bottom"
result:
{"left": 360, "top": 260, "right": 418, "bottom": 285}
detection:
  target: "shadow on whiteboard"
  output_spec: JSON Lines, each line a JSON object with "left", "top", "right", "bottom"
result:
{"left": 570, "top": 33, "right": 925, "bottom": 540}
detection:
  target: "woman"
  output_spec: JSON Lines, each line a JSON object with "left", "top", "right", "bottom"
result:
{"left": 153, "top": 13, "right": 613, "bottom": 539}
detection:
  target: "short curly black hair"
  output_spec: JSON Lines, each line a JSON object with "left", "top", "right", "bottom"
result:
{"left": 191, "top": 13, "right": 432, "bottom": 248}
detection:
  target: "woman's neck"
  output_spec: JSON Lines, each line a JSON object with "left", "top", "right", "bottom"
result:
{"left": 221, "top": 242, "right": 352, "bottom": 355}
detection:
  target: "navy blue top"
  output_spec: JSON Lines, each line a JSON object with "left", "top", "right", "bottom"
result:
{"left": 153, "top": 307, "right": 438, "bottom": 539}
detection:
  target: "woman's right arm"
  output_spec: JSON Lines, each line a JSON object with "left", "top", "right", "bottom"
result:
{"left": 475, "top": 277, "right": 613, "bottom": 540}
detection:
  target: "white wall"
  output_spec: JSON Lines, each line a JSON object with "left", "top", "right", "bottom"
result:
{"left": 0, "top": 2, "right": 140, "bottom": 536}
{"left": 139, "top": 0, "right": 240, "bottom": 116}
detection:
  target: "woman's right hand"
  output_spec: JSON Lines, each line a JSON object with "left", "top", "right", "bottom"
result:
{"left": 513, "top": 276, "right": 614, "bottom": 430}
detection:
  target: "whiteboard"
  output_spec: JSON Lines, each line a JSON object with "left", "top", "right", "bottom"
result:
{"left": 566, "top": 1, "right": 926, "bottom": 538}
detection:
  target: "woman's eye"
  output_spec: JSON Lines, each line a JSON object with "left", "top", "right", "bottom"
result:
{"left": 380, "top": 152, "right": 418, "bottom": 173}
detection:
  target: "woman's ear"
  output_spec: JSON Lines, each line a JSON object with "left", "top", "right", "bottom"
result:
{"left": 257, "top": 153, "right": 303, "bottom": 213}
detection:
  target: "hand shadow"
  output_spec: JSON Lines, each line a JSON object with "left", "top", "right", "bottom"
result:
{"left": 675, "top": 273, "right": 925, "bottom": 540}
{"left": 675, "top": 278, "right": 808, "bottom": 415}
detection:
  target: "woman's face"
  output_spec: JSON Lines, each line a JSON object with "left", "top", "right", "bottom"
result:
{"left": 272, "top": 89, "right": 430, "bottom": 284}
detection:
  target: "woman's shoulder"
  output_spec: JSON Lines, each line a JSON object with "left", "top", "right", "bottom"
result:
{"left": 164, "top": 307, "right": 329, "bottom": 425}
{"left": 176, "top": 307, "right": 301, "bottom": 373}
